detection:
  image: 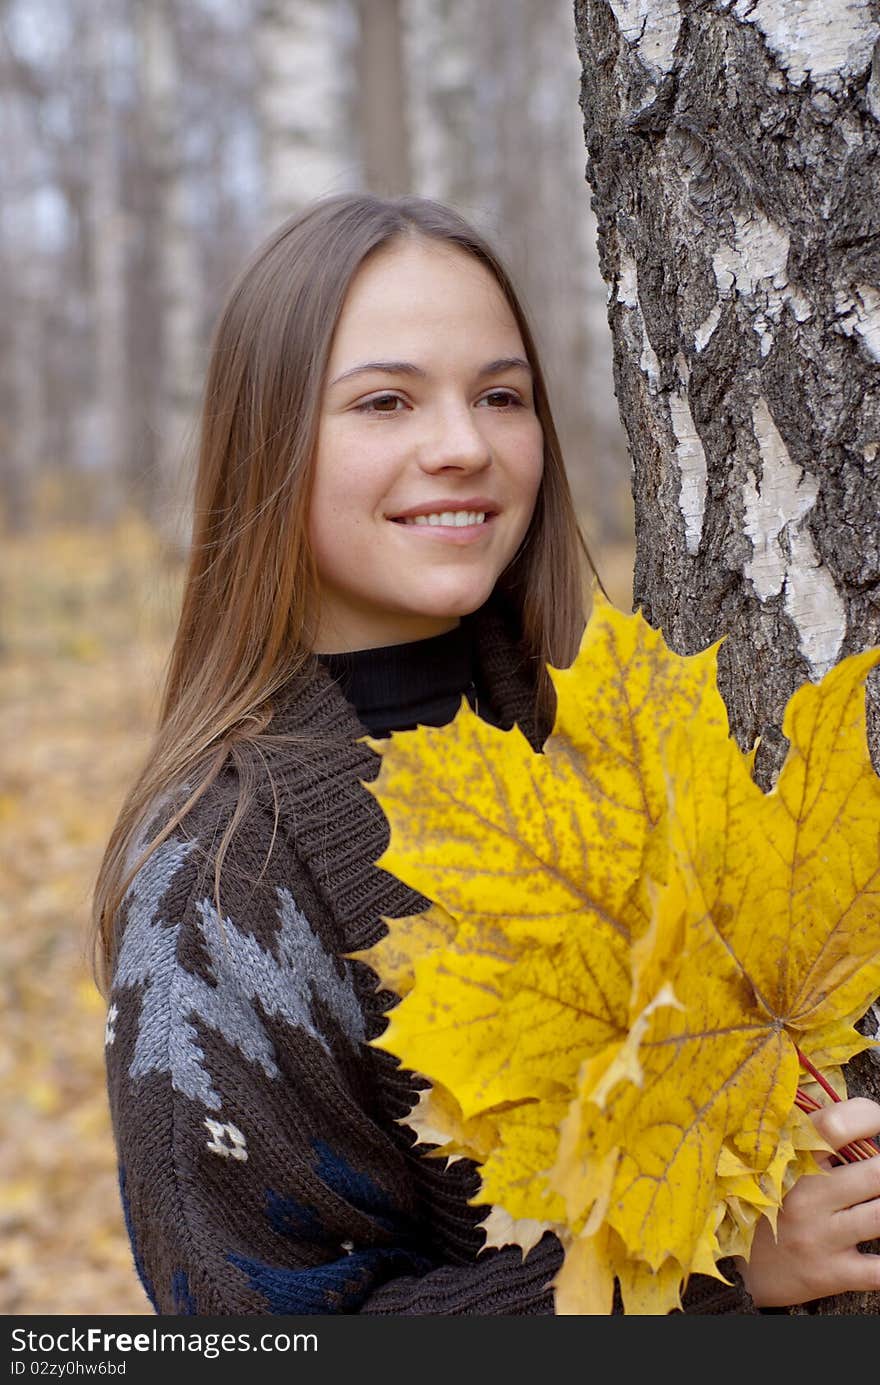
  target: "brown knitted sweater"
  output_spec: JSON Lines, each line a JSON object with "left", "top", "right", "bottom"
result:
{"left": 104, "top": 595, "right": 757, "bottom": 1315}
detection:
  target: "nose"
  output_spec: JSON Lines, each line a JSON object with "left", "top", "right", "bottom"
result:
{"left": 416, "top": 398, "right": 492, "bottom": 475}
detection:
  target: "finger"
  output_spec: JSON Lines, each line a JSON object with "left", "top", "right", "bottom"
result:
{"left": 835, "top": 1194, "right": 880, "bottom": 1252}
{"left": 824, "top": 1153, "right": 880, "bottom": 1210}
{"left": 810, "top": 1097, "right": 880, "bottom": 1152}
{"left": 818, "top": 1247, "right": 880, "bottom": 1296}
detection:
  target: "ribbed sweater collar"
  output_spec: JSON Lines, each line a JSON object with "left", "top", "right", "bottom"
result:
{"left": 315, "top": 620, "right": 483, "bottom": 737}
{"left": 257, "top": 595, "right": 544, "bottom": 954}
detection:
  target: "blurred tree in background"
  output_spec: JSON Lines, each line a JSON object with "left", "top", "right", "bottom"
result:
{"left": 0, "top": 0, "right": 631, "bottom": 549}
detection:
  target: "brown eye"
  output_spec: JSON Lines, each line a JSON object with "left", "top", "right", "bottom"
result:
{"left": 356, "top": 394, "right": 404, "bottom": 414}
{"left": 481, "top": 390, "right": 521, "bottom": 408}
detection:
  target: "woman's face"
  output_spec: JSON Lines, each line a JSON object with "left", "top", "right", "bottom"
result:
{"left": 307, "top": 235, "right": 544, "bottom": 652}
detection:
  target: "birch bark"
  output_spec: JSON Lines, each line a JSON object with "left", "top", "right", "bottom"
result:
{"left": 255, "top": 0, "right": 359, "bottom": 230}
{"left": 575, "top": 0, "right": 880, "bottom": 1314}
{"left": 84, "top": 0, "right": 128, "bottom": 522}
{"left": 136, "top": 0, "right": 202, "bottom": 551}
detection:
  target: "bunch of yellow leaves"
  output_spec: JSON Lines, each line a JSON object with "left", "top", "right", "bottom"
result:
{"left": 354, "top": 595, "right": 880, "bottom": 1314}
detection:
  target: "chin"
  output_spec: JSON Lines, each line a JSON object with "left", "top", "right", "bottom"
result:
{"left": 415, "top": 579, "right": 498, "bottom": 621}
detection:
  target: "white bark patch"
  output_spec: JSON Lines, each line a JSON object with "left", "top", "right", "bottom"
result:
{"left": 867, "top": 47, "right": 880, "bottom": 120}
{"left": 834, "top": 285, "right": 880, "bottom": 358}
{"left": 786, "top": 289, "right": 813, "bottom": 322}
{"left": 743, "top": 399, "right": 818, "bottom": 600}
{"left": 853, "top": 284, "right": 880, "bottom": 360}
{"left": 616, "top": 251, "right": 639, "bottom": 308}
{"left": 713, "top": 211, "right": 812, "bottom": 352}
{"left": 713, "top": 212, "right": 789, "bottom": 297}
{"left": 669, "top": 355, "right": 707, "bottom": 555}
{"left": 784, "top": 528, "right": 847, "bottom": 678}
{"left": 618, "top": 252, "right": 705, "bottom": 552}
{"left": 608, "top": 1, "right": 682, "bottom": 74}
{"left": 694, "top": 303, "right": 722, "bottom": 352}
{"left": 743, "top": 398, "right": 846, "bottom": 677}
{"left": 641, "top": 334, "right": 662, "bottom": 389}
{"left": 733, "top": 0, "right": 880, "bottom": 93}
{"left": 618, "top": 250, "right": 661, "bottom": 390}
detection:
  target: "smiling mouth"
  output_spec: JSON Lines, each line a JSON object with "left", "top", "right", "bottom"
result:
{"left": 390, "top": 510, "right": 489, "bottom": 528}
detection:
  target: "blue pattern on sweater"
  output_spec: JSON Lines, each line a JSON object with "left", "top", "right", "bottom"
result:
{"left": 313, "top": 1140, "right": 397, "bottom": 1223}
{"left": 118, "top": 1165, "right": 158, "bottom": 1313}
{"left": 266, "top": 1188, "right": 323, "bottom": 1239}
{"left": 171, "top": 1270, "right": 197, "bottom": 1315}
{"left": 227, "top": 1246, "right": 430, "bottom": 1314}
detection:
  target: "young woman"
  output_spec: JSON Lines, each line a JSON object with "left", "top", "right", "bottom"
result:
{"left": 92, "top": 192, "right": 880, "bottom": 1316}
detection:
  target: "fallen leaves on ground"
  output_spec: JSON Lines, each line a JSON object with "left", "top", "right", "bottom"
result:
{"left": 1, "top": 517, "right": 182, "bottom": 1315}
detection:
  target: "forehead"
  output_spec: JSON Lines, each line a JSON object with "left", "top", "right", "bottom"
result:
{"left": 328, "top": 237, "right": 524, "bottom": 358}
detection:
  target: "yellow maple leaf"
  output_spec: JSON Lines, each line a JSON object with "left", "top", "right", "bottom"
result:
{"left": 358, "top": 595, "right": 880, "bottom": 1314}
{"left": 560, "top": 646, "right": 880, "bottom": 1287}
{"left": 358, "top": 595, "right": 726, "bottom": 1235}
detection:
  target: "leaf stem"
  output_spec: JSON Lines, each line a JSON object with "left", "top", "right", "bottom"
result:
{"left": 796, "top": 1047, "right": 842, "bottom": 1103}
{"left": 795, "top": 1046, "right": 880, "bottom": 1162}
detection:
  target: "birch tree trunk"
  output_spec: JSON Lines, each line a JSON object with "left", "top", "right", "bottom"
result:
{"left": 357, "top": 0, "right": 412, "bottom": 196}
{"left": 6, "top": 250, "right": 45, "bottom": 533}
{"left": 136, "top": 0, "right": 202, "bottom": 552}
{"left": 403, "top": 0, "right": 480, "bottom": 209}
{"left": 255, "top": 0, "right": 359, "bottom": 231}
{"left": 574, "top": 0, "right": 880, "bottom": 1314}
{"left": 0, "top": 88, "right": 44, "bottom": 532}
{"left": 84, "top": 0, "right": 128, "bottom": 523}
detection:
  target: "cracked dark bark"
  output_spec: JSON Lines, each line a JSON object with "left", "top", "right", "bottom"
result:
{"left": 575, "top": 0, "right": 880, "bottom": 1315}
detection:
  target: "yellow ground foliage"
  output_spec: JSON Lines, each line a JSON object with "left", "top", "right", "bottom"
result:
{"left": 1, "top": 517, "right": 183, "bottom": 1315}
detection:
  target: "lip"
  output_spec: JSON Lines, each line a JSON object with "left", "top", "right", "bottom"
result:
{"left": 387, "top": 497, "right": 499, "bottom": 521}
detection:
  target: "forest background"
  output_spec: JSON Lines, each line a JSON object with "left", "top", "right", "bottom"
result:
{"left": 0, "top": 0, "right": 636, "bottom": 1315}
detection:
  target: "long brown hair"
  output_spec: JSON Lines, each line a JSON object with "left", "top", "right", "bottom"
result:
{"left": 90, "top": 192, "right": 594, "bottom": 995}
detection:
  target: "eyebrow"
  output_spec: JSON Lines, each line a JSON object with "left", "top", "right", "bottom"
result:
{"left": 328, "top": 356, "right": 533, "bottom": 387}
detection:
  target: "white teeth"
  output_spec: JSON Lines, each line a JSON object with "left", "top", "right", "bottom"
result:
{"left": 403, "top": 511, "right": 486, "bottom": 527}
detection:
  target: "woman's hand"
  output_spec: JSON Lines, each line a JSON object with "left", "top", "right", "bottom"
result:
{"left": 737, "top": 1096, "right": 880, "bottom": 1308}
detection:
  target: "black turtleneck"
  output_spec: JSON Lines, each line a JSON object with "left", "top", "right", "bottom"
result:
{"left": 315, "top": 619, "right": 502, "bottom": 737}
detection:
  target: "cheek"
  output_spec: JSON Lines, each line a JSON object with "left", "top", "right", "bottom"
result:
{"left": 506, "top": 436, "right": 544, "bottom": 553}
{"left": 311, "top": 434, "right": 392, "bottom": 518}
{"left": 528, "top": 450, "right": 544, "bottom": 502}
{"left": 309, "top": 443, "right": 355, "bottom": 524}
{"left": 515, "top": 428, "right": 544, "bottom": 514}
{"left": 306, "top": 468, "right": 349, "bottom": 575}
{"left": 307, "top": 466, "right": 378, "bottom": 574}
